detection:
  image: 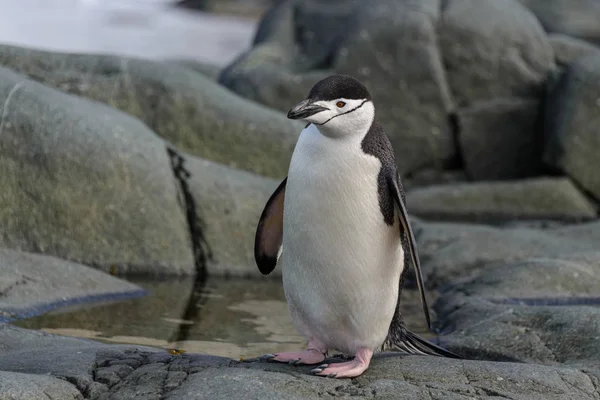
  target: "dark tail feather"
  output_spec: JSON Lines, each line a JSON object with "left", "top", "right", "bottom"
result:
{"left": 394, "top": 330, "right": 462, "bottom": 359}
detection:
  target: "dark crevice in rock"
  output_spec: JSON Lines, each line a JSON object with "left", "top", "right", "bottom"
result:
{"left": 166, "top": 146, "right": 212, "bottom": 280}
{"left": 494, "top": 296, "right": 600, "bottom": 307}
{"left": 445, "top": 112, "right": 464, "bottom": 171}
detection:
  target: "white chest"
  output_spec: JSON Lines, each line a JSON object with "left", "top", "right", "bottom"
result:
{"left": 280, "top": 124, "right": 404, "bottom": 352}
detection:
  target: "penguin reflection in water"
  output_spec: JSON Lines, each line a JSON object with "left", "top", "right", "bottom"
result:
{"left": 253, "top": 75, "right": 459, "bottom": 379}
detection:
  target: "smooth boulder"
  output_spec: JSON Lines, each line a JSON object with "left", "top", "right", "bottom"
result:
{"left": 0, "top": 44, "right": 301, "bottom": 178}
{"left": 0, "top": 66, "right": 194, "bottom": 276}
{"left": 544, "top": 53, "right": 600, "bottom": 201}
{"left": 406, "top": 177, "right": 597, "bottom": 223}
{"left": 439, "top": 0, "right": 555, "bottom": 105}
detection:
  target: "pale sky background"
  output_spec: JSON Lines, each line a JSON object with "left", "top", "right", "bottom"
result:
{"left": 0, "top": 0, "right": 257, "bottom": 66}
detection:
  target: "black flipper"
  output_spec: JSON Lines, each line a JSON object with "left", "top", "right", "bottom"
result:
{"left": 396, "top": 330, "right": 462, "bottom": 359}
{"left": 254, "top": 178, "right": 287, "bottom": 275}
{"left": 387, "top": 171, "right": 431, "bottom": 330}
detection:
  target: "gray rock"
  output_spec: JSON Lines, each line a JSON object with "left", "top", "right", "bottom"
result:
{"left": 517, "top": 0, "right": 600, "bottom": 43}
{"left": 220, "top": 54, "right": 332, "bottom": 115}
{"left": 183, "top": 153, "right": 280, "bottom": 278}
{"left": 0, "top": 249, "right": 144, "bottom": 322}
{"left": 0, "top": 44, "right": 301, "bottom": 178}
{"left": 0, "top": 371, "right": 83, "bottom": 400}
{"left": 164, "top": 59, "right": 222, "bottom": 80}
{"left": 415, "top": 219, "right": 600, "bottom": 288}
{"left": 439, "top": 0, "right": 555, "bottom": 106}
{"left": 1, "top": 325, "right": 599, "bottom": 400}
{"left": 549, "top": 33, "right": 600, "bottom": 66}
{"left": 457, "top": 97, "right": 544, "bottom": 180}
{"left": 0, "top": 66, "right": 194, "bottom": 275}
{"left": 544, "top": 53, "right": 600, "bottom": 200}
{"left": 335, "top": 0, "right": 456, "bottom": 175}
{"left": 219, "top": 0, "right": 358, "bottom": 113}
{"left": 406, "top": 177, "right": 597, "bottom": 223}
{"left": 438, "top": 296, "right": 600, "bottom": 370}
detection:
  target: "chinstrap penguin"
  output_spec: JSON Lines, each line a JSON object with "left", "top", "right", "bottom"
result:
{"left": 253, "top": 74, "right": 459, "bottom": 379}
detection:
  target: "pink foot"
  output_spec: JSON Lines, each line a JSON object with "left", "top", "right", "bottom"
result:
{"left": 311, "top": 348, "right": 373, "bottom": 379}
{"left": 261, "top": 337, "right": 327, "bottom": 365}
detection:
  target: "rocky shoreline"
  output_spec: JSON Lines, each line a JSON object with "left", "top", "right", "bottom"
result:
{"left": 1, "top": 0, "right": 600, "bottom": 398}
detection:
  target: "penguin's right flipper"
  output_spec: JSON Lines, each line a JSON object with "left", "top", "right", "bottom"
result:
{"left": 254, "top": 177, "right": 287, "bottom": 275}
{"left": 396, "top": 330, "right": 462, "bottom": 359}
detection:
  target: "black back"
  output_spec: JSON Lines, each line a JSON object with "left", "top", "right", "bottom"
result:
{"left": 307, "top": 75, "right": 372, "bottom": 102}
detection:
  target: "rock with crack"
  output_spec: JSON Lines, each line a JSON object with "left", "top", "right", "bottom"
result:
{"left": 0, "top": 370, "right": 84, "bottom": 400}
{"left": 0, "top": 248, "right": 145, "bottom": 323}
{"left": 182, "top": 152, "right": 281, "bottom": 278}
{"left": 0, "top": 325, "right": 599, "bottom": 399}
{"left": 220, "top": 0, "right": 457, "bottom": 176}
{"left": 0, "top": 44, "right": 302, "bottom": 178}
{"left": 544, "top": 53, "right": 600, "bottom": 202}
{"left": 413, "top": 219, "right": 600, "bottom": 370}
{"left": 406, "top": 177, "right": 598, "bottom": 224}
{"left": 0, "top": 66, "right": 194, "bottom": 275}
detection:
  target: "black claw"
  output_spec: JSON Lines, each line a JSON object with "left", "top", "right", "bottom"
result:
{"left": 258, "top": 354, "right": 276, "bottom": 362}
{"left": 326, "top": 373, "right": 337, "bottom": 378}
{"left": 317, "top": 364, "right": 329, "bottom": 369}
{"left": 288, "top": 358, "right": 302, "bottom": 365}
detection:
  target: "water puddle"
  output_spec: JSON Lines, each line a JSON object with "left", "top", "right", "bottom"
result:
{"left": 14, "top": 276, "right": 436, "bottom": 360}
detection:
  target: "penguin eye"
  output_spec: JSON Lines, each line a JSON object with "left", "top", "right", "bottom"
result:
{"left": 336, "top": 101, "right": 346, "bottom": 108}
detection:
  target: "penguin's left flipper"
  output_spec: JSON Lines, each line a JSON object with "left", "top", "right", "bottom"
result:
{"left": 254, "top": 178, "right": 287, "bottom": 275}
{"left": 387, "top": 171, "right": 431, "bottom": 330}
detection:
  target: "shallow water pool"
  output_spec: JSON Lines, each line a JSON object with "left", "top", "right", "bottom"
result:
{"left": 15, "top": 277, "right": 437, "bottom": 360}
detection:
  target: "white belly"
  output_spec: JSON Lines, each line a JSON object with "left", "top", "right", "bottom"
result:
{"left": 281, "top": 124, "right": 404, "bottom": 354}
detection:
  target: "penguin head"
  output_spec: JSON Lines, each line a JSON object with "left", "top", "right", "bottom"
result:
{"left": 287, "top": 75, "right": 374, "bottom": 137}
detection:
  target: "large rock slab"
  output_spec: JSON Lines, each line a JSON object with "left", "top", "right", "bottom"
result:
{"left": 0, "top": 249, "right": 145, "bottom": 323}
{"left": 0, "top": 66, "right": 194, "bottom": 275}
{"left": 406, "top": 177, "right": 597, "bottom": 223}
{"left": 0, "top": 44, "right": 301, "bottom": 178}
{"left": 439, "top": 0, "right": 555, "bottom": 106}
{"left": 413, "top": 218, "right": 600, "bottom": 370}
{"left": 415, "top": 219, "right": 600, "bottom": 288}
{"left": 457, "top": 97, "right": 543, "bottom": 180}
{"left": 220, "top": 0, "right": 457, "bottom": 175}
{"left": 0, "top": 325, "right": 598, "bottom": 400}
{"left": 544, "top": 53, "right": 600, "bottom": 201}
{"left": 0, "top": 371, "right": 83, "bottom": 400}
{"left": 517, "top": 0, "right": 600, "bottom": 43}
{"left": 334, "top": 0, "right": 456, "bottom": 175}
{"left": 183, "top": 153, "right": 280, "bottom": 278}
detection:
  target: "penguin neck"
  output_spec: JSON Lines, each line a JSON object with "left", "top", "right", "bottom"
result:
{"left": 314, "top": 102, "right": 375, "bottom": 142}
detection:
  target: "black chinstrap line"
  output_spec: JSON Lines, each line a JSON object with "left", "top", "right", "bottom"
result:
{"left": 314, "top": 99, "right": 369, "bottom": 126}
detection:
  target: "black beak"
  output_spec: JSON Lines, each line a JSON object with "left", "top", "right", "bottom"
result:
{"left": 287, "top": 99, "right": 329, "bottom": 120}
